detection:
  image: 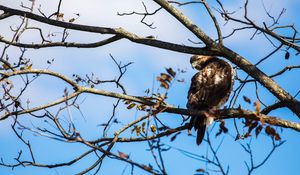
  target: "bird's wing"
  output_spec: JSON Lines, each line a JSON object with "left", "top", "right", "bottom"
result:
{"left": 187, "top": 59, "right": 233, "bottom": 145}
{"left": 187, "top": 60, "right": 233, "bottom": 110}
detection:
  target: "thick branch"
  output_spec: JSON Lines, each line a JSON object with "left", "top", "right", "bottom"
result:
{"left": 1, "top": 69, "right": 299, "bottom": 132}
{"left": 0, "top": 5, "right": 213, "bottom": 55}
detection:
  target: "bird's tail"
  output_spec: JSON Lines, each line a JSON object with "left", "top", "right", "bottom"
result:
{"left": 188, "top": 115, "right": 207, "bottom": 145}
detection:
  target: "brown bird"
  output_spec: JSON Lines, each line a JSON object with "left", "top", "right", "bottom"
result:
{"left": 187, "top": 55, "right": 234, "bottom": 145}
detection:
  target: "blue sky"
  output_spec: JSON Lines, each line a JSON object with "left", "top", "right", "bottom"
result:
{"left": 0, "top": 0, "right": 300, "bottom": 175}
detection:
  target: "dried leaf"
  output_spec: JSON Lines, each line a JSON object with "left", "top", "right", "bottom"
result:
{"left": 285, "top": 51, "right": 290, "bottom": 60}
{"left": 150, "top": 125, "right": 156, "bottom": 133}
{"left": 141, "top": 122, "right": 146, "bottom": 133}
{"left": 244, "top": 118, "right": 251, "bottom": 127}
{"left": 160, "top": 81, "right": 169, "bottom": 89}
{"left": 142, "top": 165, "right": 153, "bottom": 171}
{"left": 136, "top": 126, "right": 141, "bottom": 136}
{"left": 118, "top": 151, "right": 129, "bottom": 159}
{"left": 127, "top": 103, "right": 136, "bottom": 109}
{"left": 248, "top": 121, "right": 258, "bottom": 133}
{"left": 131, "top": 127, "right": 136, "bottom": 134}
{"left": 265, "top": 125, "right": 276, "bottom": 136}
{"left": 69, "top": 18, "right": 75, "bottom": 23}
{"left": 26, "top": 64, "right": 32, "bottom": 70}
{"left": 243, "top": 132, "right": 251, "bottom": 138}
{"left": 57, "top": 13, "right": 64, "bottom": 18}
{"left": 156, "top": 76, "right": 164, "bottom": 82}
{"left": 196, "top": 168, "right": 205, "bottom": 172}
{"left": 160, "top": 73, "right": 172, "bottom": 82}
{"left": 137, "top": 104, "right": 147, "bottom": 110}
{"left": 166, "top": 67, "right": 176, "bottom": 77}
{"left": 255, "top": 125, "right": 263, "bottom": 138}
{"left": 2, "top": 63, "right": 10, "bottom": 70}
{"left": 243, "top": 96, "right": 251, "bottom": 104}
{"left": 275, "top": 133, "right": 281, "bottom": 140}
{"left": 14, "top": 101, "right": 20, "bottom": 108}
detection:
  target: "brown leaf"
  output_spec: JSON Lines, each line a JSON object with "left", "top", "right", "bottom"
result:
{"left": 14, "top": 101, "right": 21, "bottom": 108}
{"left": 150, "top": 125, "right": 157, "bottom": 133}
{"left": 255, "top": 125, "right": 263, "bottom": 138}
{"left": 285, "top": 51, "right": 290, "bottom": 60}
{"left": 57, "top": 13, "right": 64, "bottom": 18}
{"left": 142, "top": 165, "right": 153, "bottom": 171}
{"left": 156, "top": 76, "right": 164, "bottom": 82}
{"left": 160, "top": 73, "right": 172, "bottom": 82}
{"left": 2, "top": 63, "right": 10, "bottom": 70}
{"left": 265, "top": 125, "right": 276, "bottom": 136}
{"left": 127, "top": 103, "right": 136, "bottom": 109}
{"left": 136, "top": 126, "right": 141, "bottom": 136}
{"left": 196, "top": 168, "right": 205, "bottom": 172}
{"left": 69, "top": 18, "right": 75, "bottom": 23}
{"left": 243, "top": 132, "right": 251, "bottom": 138}
{"left": 160, "top": 81, "right": 169, "bottom": 89}
{"left": 166, "top": 67, "right": 176, "bottom": 77}
{"left": 131, "top": 127, "right": 136, "bottom": 134}
{"left": 118, "top": 151, "right": 129, "bottom": 159}
{"left": 26, "top": 64, "right": 33, "bottom": 70}
{"left": 137, "top": 104, "right": 147, "bottom": 110}
{"left": 141, "top": 122, "right": 146, "bottom": 133}
{"left": 243, "top": 96, "right": 251, "bottom": 104}
{"left": 275, "top": 133, "right": 281, "bottom": 140}
{"left": 244, "top": 118, "right": 251, "bottom": 127}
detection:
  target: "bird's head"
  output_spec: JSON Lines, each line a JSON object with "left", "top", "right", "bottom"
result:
{"left": 190, "top": 55, "right": 214, "bottom": 70}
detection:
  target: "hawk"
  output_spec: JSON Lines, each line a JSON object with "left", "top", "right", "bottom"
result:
{"left": 187, "top": 55, "right": 234, "bottom": 145}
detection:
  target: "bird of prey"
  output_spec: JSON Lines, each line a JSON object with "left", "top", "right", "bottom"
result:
{"left": 187, "top": 55, "right": 234, "bottom": 145}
